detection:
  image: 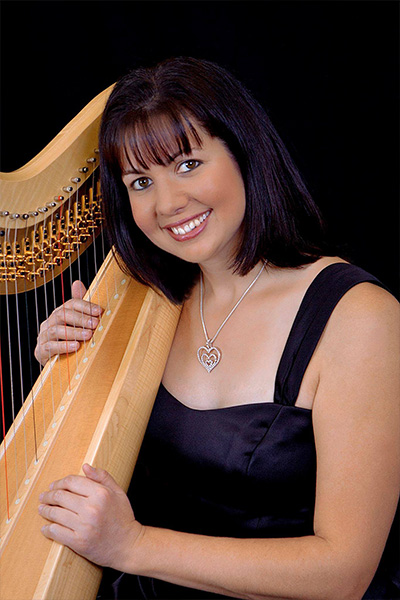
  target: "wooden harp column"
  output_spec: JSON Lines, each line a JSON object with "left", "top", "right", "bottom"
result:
{"left": 0, "top": 87, "right": 181, "bottom": 599}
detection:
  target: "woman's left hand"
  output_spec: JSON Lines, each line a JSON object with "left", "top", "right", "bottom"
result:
{"left": 38, "top": 464, "right": 144, "bottom": 570}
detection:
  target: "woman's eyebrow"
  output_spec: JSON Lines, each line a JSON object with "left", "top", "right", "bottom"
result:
{"left": 177, "top": 146, "right": 202, "bottom": 156}
{"left": 168, "top": 148, "right": 199, "bottom": 161}
{"left": 121, "top": 146, "right": 203, "bottom": 176}
{"left": 122, "top": 166, "right": 142, "bottom": 176}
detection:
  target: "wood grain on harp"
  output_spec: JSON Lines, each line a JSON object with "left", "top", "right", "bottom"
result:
{"left": 0, "top": 87, "right": 181, "bottom": 600}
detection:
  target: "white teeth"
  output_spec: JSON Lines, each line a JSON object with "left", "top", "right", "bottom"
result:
{"left": 170, "top": 211, "right": 210, "bottom": 236}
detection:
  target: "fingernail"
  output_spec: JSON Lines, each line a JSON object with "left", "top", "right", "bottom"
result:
{"left": 39, "top": 493, "right": 44, "bottom": 501}
{"left": 87, "top": 318, "right": 98, "bottom": 327}
{"left": 49, "top": 482, "right": 54, "bottom": 490}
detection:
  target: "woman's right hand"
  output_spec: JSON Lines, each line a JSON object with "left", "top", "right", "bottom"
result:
{"left": 34, "top": 280, "right": 103, "bottom": 366}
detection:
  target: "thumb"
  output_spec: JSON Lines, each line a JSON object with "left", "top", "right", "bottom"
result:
{"left": 71, "top": 280, "right": 87, "bottom": 300}
{"left": 82, "top": 464, "right": 121, "bottom": 492}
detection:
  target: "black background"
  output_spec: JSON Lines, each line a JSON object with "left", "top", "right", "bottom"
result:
{"left": 0, "top": 0, "right": 400, "bottom": 422}
{"left": 0, "top": 0, "right": 399, "bottom": 498}
{"left": 0, "top": 0, "right": 399, "bottom": 577}
{"left": 1, "top": 0, "right": 399, "bottom": 294}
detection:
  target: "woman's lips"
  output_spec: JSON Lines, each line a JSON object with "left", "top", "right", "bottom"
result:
{"left": 165, "top": 210, "right": 211, "bottom": 241}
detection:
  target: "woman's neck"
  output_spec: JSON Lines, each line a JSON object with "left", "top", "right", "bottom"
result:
{"left": 199, "top": 260, "right": 268, "bottom": 307}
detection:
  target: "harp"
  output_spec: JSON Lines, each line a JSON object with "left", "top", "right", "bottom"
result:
{"left": 0, "top": 87, "right": 181, "bottom": 599}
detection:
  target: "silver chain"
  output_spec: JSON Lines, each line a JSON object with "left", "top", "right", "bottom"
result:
{"left": 199, "top": 262, "right": 266, "bottom": 346}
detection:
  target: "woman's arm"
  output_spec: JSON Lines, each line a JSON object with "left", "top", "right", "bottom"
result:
{"left": 39, "top": 283, "right": 400, "bottom": 600}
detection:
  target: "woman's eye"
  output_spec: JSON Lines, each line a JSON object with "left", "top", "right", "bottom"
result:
{"left": 132, "top": 177, "right": 152, "bottom": 190}
{"left": 178, "top": 160, "right": 201, "bottom": 173}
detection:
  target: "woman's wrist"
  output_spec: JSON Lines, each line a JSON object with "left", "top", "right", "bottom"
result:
{"left": 110, "top": 520, "right": 147, "bottom": 574}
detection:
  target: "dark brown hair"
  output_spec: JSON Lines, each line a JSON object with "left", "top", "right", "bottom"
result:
{"left": 99, "top": 57, "right": 334, "bottom": 303}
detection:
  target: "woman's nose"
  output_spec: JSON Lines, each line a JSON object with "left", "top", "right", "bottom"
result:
{"left": 155, "top": 180, "right": 189, "bottom": 216}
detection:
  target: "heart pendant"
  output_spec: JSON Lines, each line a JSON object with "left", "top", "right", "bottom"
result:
{"left": 197, "top": 344, "right": 221, "bottom": 373}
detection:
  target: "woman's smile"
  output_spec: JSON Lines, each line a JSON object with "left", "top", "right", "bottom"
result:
{"left": 165, "top": 210, "right": 211, "bottom": 241}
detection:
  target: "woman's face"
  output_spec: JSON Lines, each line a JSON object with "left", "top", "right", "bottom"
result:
{"left": 121, "top": 127, "right": 246, "bottom": 270}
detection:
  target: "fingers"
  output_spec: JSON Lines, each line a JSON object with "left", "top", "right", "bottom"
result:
{"left": 39, "top": 503, "right": 79, "bottom": 530}
{"left": 43, "top": 309, "right": 100, "bottom": 332}
{"left": 48, "top": 473, "right": 95, "bottom": 496}
{"left": 38, "top": 485, "right": 86, "bottom": 548}
{"left": 34, "top": 340, "right": 81, "bottom": 365}
{"left": 40, "top": 521, "right": 78, "bottom": 549}
{"left": 82, "top": 464, "right": 122, "bottom": 494}
{"left": 49, "top": 468, "right": 122, "bottom": 497}
{"left": 34, "top": 280, "right": 103, "bottom": 365}
{"left": 35, "top": 319, "right": 96, "bottom": 366}
{"left": 50, "top": 301, "right": 102, "bottom": 327}
{"left": 71, "top": 280, "right": 87, "bottom": 300}
{"left": 39, "top": 467, "right": 140, "bottom": 568}
{"left": 39, "top": 487, "right": 84, "bottom": 514}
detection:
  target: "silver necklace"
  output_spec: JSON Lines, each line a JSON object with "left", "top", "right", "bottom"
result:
{"left": 197, "top": 262, "right": 266, "bottom": 373}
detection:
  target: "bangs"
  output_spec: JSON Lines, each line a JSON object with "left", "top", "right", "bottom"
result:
{"left": 118, "top": 111, "right": 203, "bottom": 173}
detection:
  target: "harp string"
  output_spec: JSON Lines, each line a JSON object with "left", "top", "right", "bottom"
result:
{"left": 0, "top": 332, "right": 10, "bottom": 521}
{"left": 40, "top": 213, "right": 57, "bottom": 433}
{"left": 0, "top": 159, "right": 111, "bottom": 536}
{"left": 32, "top": 219, "right": 49, "bottom": 445}
{"left": 59, "top": 210, "right": 73, "bottom": 394}
{"left": 50, "top": 210, "right": 64, "bottom": 406}
{"left": 65, "top": 194, "right": 79, "bottom": 376}
{"left": 13, "top": 226, "right": 29, "bottom": 478}
{"left": 4, "top": 224, "right": 20, "bottom": 503}
{"left": 75, "top": 184, "right": 89, "bottom": 362}
{"left": 86, "top": 168, "right": 111, "bottom": 336}
{"left": 98, "top": 174, "right": 111, "bottom": 313}
{"left": 22, "top": 221, "right": 38, "bottom": 464}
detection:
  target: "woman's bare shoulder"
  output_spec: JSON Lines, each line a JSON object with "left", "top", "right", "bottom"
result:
{"left": 313, "top": 274, "right": 400, "bottom": 408}
{"left": 308, "top": 263, "right": 400, "bottom": 408}
{"left": 325, "top": 277, "right": 399, "bottom": 331}
{"left": 301, "top": 256, "right": 399, "bottom": 326}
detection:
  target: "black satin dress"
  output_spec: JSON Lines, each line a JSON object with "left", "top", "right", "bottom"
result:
{"left": 98, "top": 264, "right": 400, "bottom": 600}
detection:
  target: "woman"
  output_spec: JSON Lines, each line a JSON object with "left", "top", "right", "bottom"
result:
{"left": 35, "top": 57, "right": 400, "bottom": 600}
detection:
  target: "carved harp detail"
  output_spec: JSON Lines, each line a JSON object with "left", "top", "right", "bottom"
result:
{"left": 0, "top": 87, "right": 181, "bottom": 599}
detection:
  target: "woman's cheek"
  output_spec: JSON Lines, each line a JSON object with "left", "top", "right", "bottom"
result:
{"left": 130, "top": 204, "right": 151, "bottom": 236}
{"left": 131, "top": 207, "right": 166, "bottom": 251}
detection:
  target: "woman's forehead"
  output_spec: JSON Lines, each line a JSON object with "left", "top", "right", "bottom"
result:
{"left": 119, "top": 113, "right": 205, "bottom": 173}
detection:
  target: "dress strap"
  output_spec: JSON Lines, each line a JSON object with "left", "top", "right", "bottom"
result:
{"left": 273, "top": 263, "right": 391, "bottom": 407}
